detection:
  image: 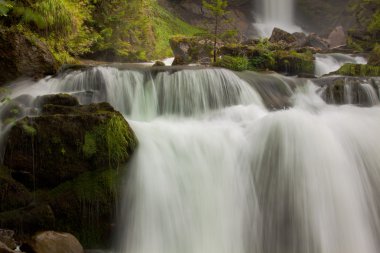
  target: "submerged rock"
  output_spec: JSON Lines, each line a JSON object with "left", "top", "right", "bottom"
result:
{"left": 4, "top": 94, "right": 137, "bottom": 189}
{"left": 21, "top": 231, "right": 83, "bottom": 253}
{"left": 0, "top": 27, "right": 57, "bottom": 84}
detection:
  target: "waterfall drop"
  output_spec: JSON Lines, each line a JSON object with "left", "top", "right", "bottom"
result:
{"left": 253, "top": 0, "right": 302, "bottom": 37}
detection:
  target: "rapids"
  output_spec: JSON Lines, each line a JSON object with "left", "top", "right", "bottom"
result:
{"left": 2, "top": 66, "right": 380, "bottom": 253}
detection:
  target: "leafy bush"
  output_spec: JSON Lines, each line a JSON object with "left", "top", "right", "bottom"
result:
{"left": 215, "top": 55, "right": 249, "bottom": 71}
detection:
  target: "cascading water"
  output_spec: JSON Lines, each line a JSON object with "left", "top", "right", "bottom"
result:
{"left": 315, "top": 53, "right": 368, "bottom": 77}
{"left": 253, "top": 0, "right": 302, "bottom": 37}
{"left": 3, "top": 66, "right": 380, "bottom": 253}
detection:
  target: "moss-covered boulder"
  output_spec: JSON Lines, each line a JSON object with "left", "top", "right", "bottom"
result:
{"left": 4, "top": 94, "right": 137, "bottom": 189}
{"left": 170, "top": 35, "right": 213, "bottom": 65}
{"left": 214, "top": 56, "right": 249, "bottom": 71}
{"left": 274, "top": 50, "right": 315, "bottom": 75}
{"left": 269, "top": 28, "right": 297, "bottom": 45}
{"left": 332, "top": 64, "right": 380, "bottom": 77}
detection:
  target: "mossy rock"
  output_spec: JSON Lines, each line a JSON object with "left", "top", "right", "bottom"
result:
{"left": 274, "top": 50, "right": 315, "bottom": 75}
{"left": 42, "top": 168, "right": 121, "bottom": 248}
{"left": 4, "top": 96, "right": 138, "bottom": 189}
{"left": 214, "top": 56, "right": 249, "bottom": 71}
{"left": 333, "top": 64, "right": 380, "bottom": 77}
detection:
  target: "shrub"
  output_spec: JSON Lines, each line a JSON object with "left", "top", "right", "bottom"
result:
{"left": 215, "top": 55, "right": 249, "bottom": 71}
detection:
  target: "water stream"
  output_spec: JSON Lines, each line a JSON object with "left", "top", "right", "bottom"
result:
{"left": 2, "top": 66, "right": 380, "bottom": 253}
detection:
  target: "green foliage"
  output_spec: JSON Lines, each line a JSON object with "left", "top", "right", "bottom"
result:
{"left": 335, "top": 63, "right": 380, "bottom": 76}
{"left": 0, "top": 0, "right": 13, "bottom": 16}
{"left": 215, "top": 55, "right": 249, "bottom": 71}
{"left": 82, "top": 132, "right": 97, "bottom": 158}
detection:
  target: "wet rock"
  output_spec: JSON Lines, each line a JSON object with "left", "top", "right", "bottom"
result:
{"left": 34, "top": 94, "right": 80, "bottom": 108}
{"left": 327, "top": 26, "right": 347, "bottom": 48}
{"left": 21, "top": 231, "right": 83, "bottom": 253}
{"left": 0, "top": 27, "right": 57, "bottom": 84}
{"left": 0, "top": 229, "right": 17, "bottom": 250}
{"left": 332, "top": 63, "right": 380, "bottom": 77}
{"left": 4, "top": 97, "right": 137, "bottom": 189}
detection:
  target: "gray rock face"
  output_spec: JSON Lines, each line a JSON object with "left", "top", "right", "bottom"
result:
{"left": 327, "top": 26, "right": 347, "bottom": 48}
{"left": 0, "top": 28, "right": 57, "bottom": 84}
{"left": 269, "top": 28, "right": 297, "bottom": 44}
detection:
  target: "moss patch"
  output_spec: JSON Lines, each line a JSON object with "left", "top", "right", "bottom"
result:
{"left": 334, "top": 63, "right": 380, "bottom": 76}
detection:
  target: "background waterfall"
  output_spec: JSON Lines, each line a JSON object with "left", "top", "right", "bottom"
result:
{"left": 3, "top": 67, "right": 380, "bottom": 253}
{"left": 253, "top": 0, "right": 302, "bottom": 37}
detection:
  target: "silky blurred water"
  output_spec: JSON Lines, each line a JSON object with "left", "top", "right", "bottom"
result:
{"left": 3, "top": 67, "right": 380, "bottom": 253}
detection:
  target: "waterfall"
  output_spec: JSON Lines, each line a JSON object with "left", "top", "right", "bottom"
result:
{"left": 315, "top": 53, "right": 368, "bottom": 77}
{"left": 253, "top": 0, "right": 302, "bottom": 37}
{"left": 3, "top": 66, "right": 380, "bottom": 253}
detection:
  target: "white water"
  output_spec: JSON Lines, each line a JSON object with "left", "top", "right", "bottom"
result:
{"left": 253, "top": 0, "right": 302, "bottom": 37}
{"left": 315, "top": 53, "right": 367, "bottom": 77}
{"left": 4, "top": 67, "right": 380, "bottom": 253}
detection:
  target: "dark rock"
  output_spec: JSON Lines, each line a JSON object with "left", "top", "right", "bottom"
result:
{"left": 0, "top": 204, "right": 55, "bottom": 235}
{"left": 0, "top": 229, "right": 17, "bottom": 250}
{"left": 0, "top": 101, "right": 25, "bottom": 125}
{"left": 327, "top": 26, "right": 347, "bottom": 48}
{"left": 292, "top": 32, "right": 307, "bottom": 47}
{"left": 21, "top": 231, "right": 83, "bottom": 253}
{"left": 0, "top": 168, "right": 33, "bottom": 212}
{"left": 269, "top": 28, "right": 297, "bottom": 45}
{"left": 0, "top": 241, "right": 14, "bottom": 253}
{"left": 4, "top": 98, "right": 137, "bottom": 189}
{"left": 274, "top": 50, "right": 315, "bottom": 75}
{"left": 0, "top": 27, "right": 57, "bottom": 84}
{"left": 34, "top": 94, "right": 79, "bottom": 108}
{"left": 152, "top": 61, "right": 165, "bottom": 67}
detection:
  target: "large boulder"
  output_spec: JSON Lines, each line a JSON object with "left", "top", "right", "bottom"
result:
{"left": 304, "top": 33, "right": 329, "bottom": 50}
{"left": 0, "top": 28, "right": 57, "bottom": 84}
{"left": 21, "top": 231, "right": 83, "bottom": 253}
{"left": 269, "top": 28, "right": 297, "bottom": 45}
{"left": 170, "top": 36, "right": 213, "bottom": 65}
{"left": 4, "top": 94, "right": 138, "bottom": 189}
{"left": 327, "top": 26, "right": 347, "bottom": 48}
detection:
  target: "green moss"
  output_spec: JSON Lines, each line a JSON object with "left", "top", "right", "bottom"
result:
{"left": 82, "top": 132, "right": 97, "bottom": 158}
{"left": 21, "top": 122, "right": 36, "bottom": 136}
{"left": 215, "top": 55, "right": 249, "bottom": 71}
{"left": 334, "top": 63, "right": 380, "bottom": 76}
{"left": 274, "top": 50, "right": 314, "bottom": 75}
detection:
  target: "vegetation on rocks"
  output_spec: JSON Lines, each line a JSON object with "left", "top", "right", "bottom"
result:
{"left": 333, "top": 63, "right": 380, "bottom": 77}
{"left": 0, "top": 94, "right": 138, "bottom": 248}
{"left": 215, "top": 55, "right": 249, "bottom": 71}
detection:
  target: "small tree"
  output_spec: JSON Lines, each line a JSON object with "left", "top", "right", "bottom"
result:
{"left": 202, "top": 0, "right": 230, "bottom": 62}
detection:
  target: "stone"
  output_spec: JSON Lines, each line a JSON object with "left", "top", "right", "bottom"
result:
{"left": 34, "top": 94, "right": 80, "bottom": 108}
{"left": 4, "top": 98, "right": 138, "bottom": 189}
{"left": 0, "top": 229, "right": 17, "bottom": 250}
{"left": 304, "top": 33, "right": 329, "bottom": 50}
{"left": 368, "top": 45, "right": 380, "bottom": 66}
{"left": 327, "top": 26, "right": 347, "bottom": 48}
{"left": 269, "top": 28, "right": 297, "bottom": 45}
{"left": 21, "top": 231, "right": 83, "bottom": 253}
{"left": 152, "top": 61, "right": 165, "bottom": 67}
{"left": 0, "top": 27, "right": 57, "bottom": 84}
